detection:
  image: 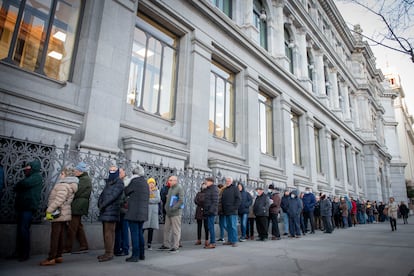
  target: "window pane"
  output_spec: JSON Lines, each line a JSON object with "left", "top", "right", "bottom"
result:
{"left": 0, "top": 1, "right": 20, "bottom": 59}
{"left": 215, "top": 77, "right": 225, "bottom": 138}
{"left": 44, "top": 0, "right": 81, "bottom": 81}
{"left": 209, "top": 73, "right": 216, "bottom": 134}
{"left": 225, "top": 81, "right": 234, "bottom": 140}
{"left": 127, "top": 16, "right": 178, "bottom": 120}
{"left": 13, "top": 0, "right": 52, "bottom": 71}
{"left": 259, "top": 92, "right": 273, "bottom": 154}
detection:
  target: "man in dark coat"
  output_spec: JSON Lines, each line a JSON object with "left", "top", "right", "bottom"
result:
{"left": 124, "top": 165, "right": 149, "bottom": 262}
{"left": 12, "top": 160, "right": 42, "bottom": 261}
{"left": 287, "top": 190, "right": 303, "bottom": 238}
{"left": 65, "top": 162, "right": 92, "bottom": 254}
{"left": 280, "top": 190, "right": 290, "bottom": 235}
{"left": 237, "top": 182, "right": 252, "bottom": 242}
{"left": 203, "top": 177, "right": 219, "bottom": 249}
{"left": 302, "top": 187, "right": 316, "bottom": 233}
{"left": 97, "top": 166, "right": 125, "bottom": 262}
{"left": 253, "top": 187, "right": 271, "bottom": 241}
{"left": 320, "top": 193, "right": 333, "bottom": 233}
{"left": 221, "top": 177, "right": 241, "bottom": 247}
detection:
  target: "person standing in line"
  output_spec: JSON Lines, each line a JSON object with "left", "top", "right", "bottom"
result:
{"left": 221, "top": 177, "right": 241, "bottom": 247}
{"left": 237, "top": 182, "right": 252, "bottom": 242}
{"left": 320, "top": 193, "right": 333, "bottom": 234}
{"left": 143, "top": 177, "right": 160, "bottom": 250}
{"left": 387, "top": 197, "right": 399, "bottom": 231}
{"left": 203, "top": 177, "right": 219, "bottom": 249}
{"left": 253, "top": 187, "right": 271, "bottom": 241}
{"left": 399, "top": 201, "right": 409, "bottom": 224}
{"left": 268, "top": 185, "right": 281, "bottom": 240}
{"left": 280, "top": 190, "right": 290, "bottom": 236}
{"left": 65, "top": 162, "right": 92, "bottom": 254}
{"left": 40, "top": 167, "right": 78, "bottom": 266}
{"left": 114, "top": 170, "right": 130, "bottom": 257}
{"left": 9, "top": 160, "right": 42, "bottom": 262}
{"left": 302, "top": 187, "right": 316, "bottom": 234}
{"left": 97, "top": 166, "right": 125, "bottom": 262}
{"left": 287, "top": 190, "right": 302, "bottom": 238}
{"left": 339, "top": 197, "right": 349, "bottom": 228}
{"left": 158, "top": 175, "right": 184, "bottom": 253}
{"left": 124, "top": 165, "right": 149, "bottom": 262}
{"left": 247, "top": 188, "right": 256, "bottom": 240}
{"left": 194, "top": 182, "right": 208, "bottom": 246}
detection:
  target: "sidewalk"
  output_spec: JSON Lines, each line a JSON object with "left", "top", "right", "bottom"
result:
{"left": 1, "top": 219, "right": 413, "bottom": 276}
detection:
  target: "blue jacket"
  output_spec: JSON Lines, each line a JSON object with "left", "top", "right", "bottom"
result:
{"left": 238, "top": 184, "right": 252, "bottom": 215}
{"left": 98, "top": 177, "right": 124, "bottom": 222}
{"left": 302, "top": 192, "right": 316, "bottom": 212}
{"left": 287, "top": 190, "right": 303, "bottom": 217}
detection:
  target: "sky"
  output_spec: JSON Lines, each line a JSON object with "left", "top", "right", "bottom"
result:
{"left": 335, "top": 1, "right": 414, "bottom": 117}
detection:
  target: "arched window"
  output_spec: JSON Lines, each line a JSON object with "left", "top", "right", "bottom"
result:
{"left": 253, "top": 0, "right": 267, "bottom": 50}
{"left": 284, "top": 27, "right": 294, "bottom": 73}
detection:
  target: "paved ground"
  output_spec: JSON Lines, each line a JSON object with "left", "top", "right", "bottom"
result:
{"left": 1, "top": 219, "right": 413, "bottom": 276}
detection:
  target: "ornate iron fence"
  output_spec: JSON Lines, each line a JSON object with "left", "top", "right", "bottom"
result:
{"left": 0, "top": 136, "right": 245, "bottom": 224}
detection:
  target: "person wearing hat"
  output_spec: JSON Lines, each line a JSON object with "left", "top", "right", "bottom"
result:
{"left": 268, "top": 185, "right": 281, "bottom": 240}
{"left": 65, "top": 162, "right": 92, "bottom": 254}
{"left": 143, "top": 177, "right": 160, "bottom": 250}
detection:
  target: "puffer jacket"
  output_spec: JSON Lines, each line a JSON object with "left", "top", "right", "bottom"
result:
{"left": 14, "top": 160, "right": 43, "bottom": 212}
{"left": 46, "top": 176, "right": 78, "bottom": 222}
{"left": 98, "top": 177, "right": 125, "bottom": 222}
{"left": 287, "top": 190, "right": 303, "bottom": 217}
{"left": 387, "top": 201, "right": 399, "bottom": 219}
{"left": 124, "top": 175, "right": 149, "bottom": 222}
{"left": 238, "top": 184, "right": 252, "bottom": 215}
{"left": 204, "top": 184, "right": 219, "bottom": 216}
{"left": 221, "top": 183, "right": 241, "bottom": 216}
{"left": 253, "top": 193, "right": 270, "bottom": 217}
{"left": 71, "top": 172, "right": 92, "bottom": 216}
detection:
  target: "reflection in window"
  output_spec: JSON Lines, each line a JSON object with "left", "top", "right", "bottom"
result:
{"left": 284, "top": 27, "right": 293, "bottom": 73}
{"left": 291, "top": 112, "right": 301, "bottom": 165}
{"left": 253, "top": 0, "right": 267, "bottom": 50}
{"left": 127, "top": 14, "right": 178, "bottom": 120}
{"left": 209, "top": 0, "right": 232, "bottom": 18}
{"left": 209, "top": 61, "right": 234, "bottom": 141}
{"left": 0, "top": 0, "right": 82, "bottom": 81}
{"left": 259, "top": 92, "right": 273, "bottom": 154}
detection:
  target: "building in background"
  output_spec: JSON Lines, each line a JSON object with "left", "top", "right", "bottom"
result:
{"left": 0, "top": 0, "right": 409, "bottom": 203}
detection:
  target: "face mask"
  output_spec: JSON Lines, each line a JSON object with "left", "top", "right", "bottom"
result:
{"left": 291, "top": 194, "right": 295, "bottom": 198}
{"left": 305, "top": 191, "right": 310, "bottom": 194}
{"left": 24, "top": 168, "right": 31, "bottom": 176}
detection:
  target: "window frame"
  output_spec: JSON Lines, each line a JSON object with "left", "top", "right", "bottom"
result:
{"left": 258, "top": 91, "right": 273, "bottom": 155}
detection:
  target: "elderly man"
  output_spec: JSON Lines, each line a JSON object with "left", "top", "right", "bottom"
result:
{"left": 158, "top": 175, "right": 184, "bottom": 253}
{"left": 221, "top": 177, "right": 241, "bottom": 247}
{"left": 65, "top": 162, "right": 92, "bottom": 254}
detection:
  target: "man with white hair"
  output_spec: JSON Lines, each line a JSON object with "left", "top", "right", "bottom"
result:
{"left": 221, "top": 177, "right": 241, "bottom": 247}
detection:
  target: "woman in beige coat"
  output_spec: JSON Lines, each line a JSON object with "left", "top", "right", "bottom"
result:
{"left": 387, "top": 197, "right": 399, "bottom": 231}
{"left": 40, "top": 167, "right": 78, "bottom": 266}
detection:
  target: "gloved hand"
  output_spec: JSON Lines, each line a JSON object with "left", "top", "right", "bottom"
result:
{"left": 45, "top": 212, "right": 54, "bottom": 221}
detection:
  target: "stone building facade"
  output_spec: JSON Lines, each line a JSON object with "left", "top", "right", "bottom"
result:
{"left": 0, "top": 0, "right": 408, "bottom": 202}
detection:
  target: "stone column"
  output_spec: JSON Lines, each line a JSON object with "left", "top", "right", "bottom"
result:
{"left": 341, "top": 83, "right": 351, "bottom": 120}
{"left": 329, "top": 69, "right": 339, "bottom": 110}
{"left": 272, "top": 0, "right": 285, "bottom": 58}
{"left": 325, "top": 129, "right": 335, "bottom": 194}
{"left": 79, "top": 0, "right": 138, "bottom": 153}
{"left": 306, "top": 116, "right": 317, "bottom": 190}
{"left": 280, "top": 97, "right": 294, "bottom": 187}
{"left": 350, "top": 147, "right": 358, "bottom": 194}
{"left": 297, "top": 27, "right": 308, "bottom": 81}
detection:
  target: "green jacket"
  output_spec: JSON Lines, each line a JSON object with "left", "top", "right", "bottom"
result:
{"left": 165, "top": 183, "right": 184, "bottom": 217}
{"left": 71, "top": 172, "right": 92, "bottom": 215}
{"left": 14, "top": 160, "right": 43, "bottom": 212}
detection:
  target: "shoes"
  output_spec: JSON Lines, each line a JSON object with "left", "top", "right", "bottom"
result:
{"left": 295, "top": 235, "right": 301, "bottom": 238}
{"left": 158, "top": 245, "right": 170, "bottom": 250}
{"left": 271, "top": 237, "right": 281, "bottom": 240}
{"left": 231, "top": 243, "right": 238, "bottom": 247}
{"left": 147, "top": 245, "right": 152, "bottom": 251}
{"left": 223, "top": 242, "right": 232, "bottom": 245}
{"left": 283, "top": 233, "right": 288, "bottom": 236}
{"left": 169, "top": 248, "right": 179, "bottom": 253}
{"left": 204, "top": 241, "right": 209, "bottom": 247}
{"left": 139, "top": 255, "right": 145, "bottom": 260}
{"left": 250, "top": 236, "right": 254, "bottom": 240}
{"left": 125, "top": 256, "right": 138, "bottom": 262}
{"left": 55, "top": 257, "right": 63, "bottom": 263}
{"left": 179, "top": 244, "right": 183, "bottom": 248}
{"left": 217, "top": 238, "right": 224, "bottom": 242}
{"left": 40, "top": 258, "right": 56, "bottom": 266}
{"left": 239, "top": 238, "right": 246, "bottom": 242}
{"left": 98, "top": 255, "right": 113, "bottom": 262}
{"left": 114, "top": 252, "right": 128, "bottom": 256}
{"left": 194, "top": 240, "right": 201, "bottom": 245}
{"left": 72, "top": 248, "right": 88, "bottom": 254}
{"left": 310, "top": 231, "right": 315, "bottom": 234}
{"left": 204, "top": 244, "right": 216, "bottom": 249}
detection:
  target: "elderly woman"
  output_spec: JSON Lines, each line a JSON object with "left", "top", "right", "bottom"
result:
{"left": 143, "top": 177, "right": 160, "bottom": 250}
{"left": 40, "top": 167, "right": 78, "bottom": 266}
{"left": 124, "top": 165, "right": 149, "bottom": 262}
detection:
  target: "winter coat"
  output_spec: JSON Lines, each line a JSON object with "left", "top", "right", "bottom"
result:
{"left": 253, "top": 193, "right": 270, "bottom": 217}
{"left": 302, "top": 192, "right": 316, "bottom": 212}
{"left": 269, "top": 192, "right": 281, "bottom": 215}
{"left": 320, "top": 198, "right": 332, "bottom": 217}
{"left": 387, "top": 201, "right": 399, "bottom": 219}
{"left": 221, "top": 183, "right": 241, "bottom": 216}
{"left": 71, "top": 172, "right": 92, "bottom": 216}
{"left": 46, "top": 176, "right": 78, "bottom": 222}
{"left": 238, "top": 185, "right": 252, "bottom": 215}
{"left": 204, "top": 184, "right": 219, "bottom": 216}
{"left": 332, "top": 201, "right": 341, "bottom": 216}
{"left": 14, "top": 160, "right": 43, "bottom": 212}
{"left": 125, "top": 175, "right": 149, "bottom": 222}
{"left": 194, "top": 190, "right": 206, "bottom": 220}
{"left": 351, "top": 200, "right": 357, "bottom": 215}
{"left": 98, "top": 177, "right": 124, "bottom": 222}
{"left": 399, "top": 204, "right": 409, "bottom": 217}
{"left": 143, "top": 187, "right": 160, "bottom": 229}
{"left": 165, "top": 183, "right": 184, "bottom": 217}
{"left": 281, "top": 194, "right": 290, "bottom": 213}
{"left": 287, "top": 190, "right": 303, "bottom": 217}
{"left": 340, "top": 201, "right": 348, "bottom": 217}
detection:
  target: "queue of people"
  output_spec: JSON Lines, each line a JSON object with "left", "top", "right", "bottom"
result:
{"left": 7, "top": 161, "right": 410, "bottom": 265}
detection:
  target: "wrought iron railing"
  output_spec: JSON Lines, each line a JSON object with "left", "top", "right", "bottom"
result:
{"left": 0, "top": 135, "right": 251, "bottom": 224}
